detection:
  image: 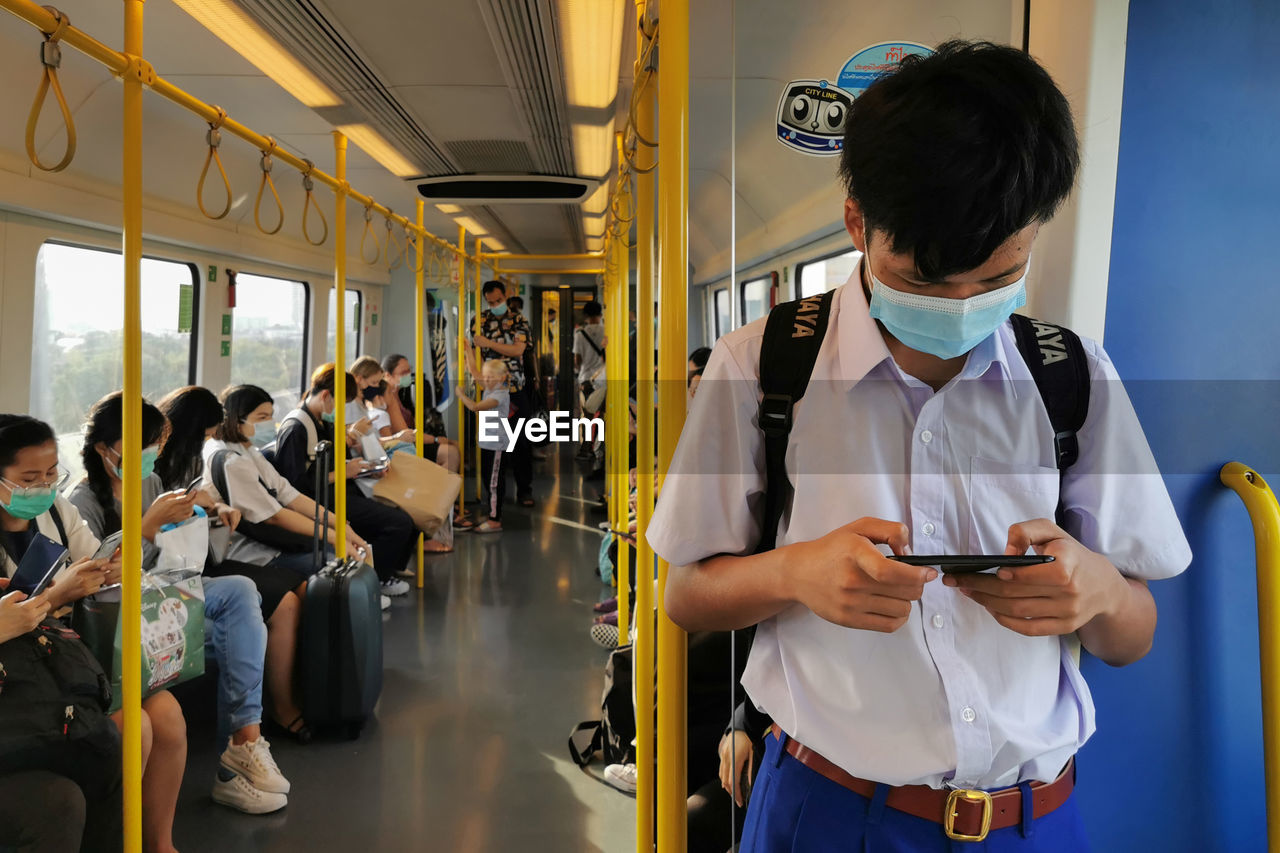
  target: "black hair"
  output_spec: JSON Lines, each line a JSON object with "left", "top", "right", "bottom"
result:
{"left": 81, "top": 392, "right": 167, "bottom": 536}
{"left": 583, "top": 300, "right": 603, "bottom": 318}
{"left": 507, "top": 296, "right": 524, "bottom": 312}
{"left": 688, "top": 347, "right": 712, "bottom": 370}
{"left": 0, "top": 415, "right": 57, "bottom": 561}
{"left": 837, "top": 39, "right": 1079, "bottom": 280}
{"left": 216, "top": 385, "right": 273, "bottom": 443}
{"left": 481, "top": 280, "right": 506, "bottom": 298}
{"left": 381, "top": 354, "right": 409, "bottom": 376}
{"left": 308, "top": 363, "right": 357, "bottom": 403}
{"left": 155, "top": 386, "right": 222, "bottom": 490}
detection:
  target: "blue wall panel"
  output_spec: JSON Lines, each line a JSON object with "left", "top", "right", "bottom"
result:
{"left": 1081, "top": 0, "right": 1280, "bottom": 850}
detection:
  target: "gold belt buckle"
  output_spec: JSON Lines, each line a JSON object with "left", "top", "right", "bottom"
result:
{"left": 944, "top": 789, "right": 993, "bottom": 842}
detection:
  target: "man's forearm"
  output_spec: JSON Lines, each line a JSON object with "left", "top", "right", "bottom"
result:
{"left": 1078, "top": 575, "right": 1156, "bottom": 666}
{"left": 485, "top": 340, "right": 526, "bottom": 358}
{"left": 665, "top": 544, "right": 799, "bottom": 632}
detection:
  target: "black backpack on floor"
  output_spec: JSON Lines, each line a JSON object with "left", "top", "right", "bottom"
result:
{"left": 568, "top": 644, "right": 635, "bottom": 768}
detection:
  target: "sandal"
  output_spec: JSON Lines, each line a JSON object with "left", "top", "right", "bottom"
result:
{"left": 593, "top": 597, "right": 618, "bottom": 614}
{"left": 453, "top": 515, "right": 476, "bottom": 531}
{"left": 474, "top": 520, "right": 503, "bottom": 534}
{"left": 268, "top": 714, "right": 313, "bottom": 745}
{"left": 423, "top": 540, "right": 452, "bottom": 553}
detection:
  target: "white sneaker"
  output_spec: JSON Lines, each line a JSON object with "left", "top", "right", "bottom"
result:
{"left": 603, "top": 763, "right": 638, "bottom": 794}
{"left": 381, "top": 578, "right": 410, "bottom": 597}
{"left": 220, "top": 737, "right": 290, "bottom": 794}
{"left": 381, "top": 594, "right": 391, "bottom": 611}
{"left": 212, "top": 770, "right": 288, "bottom": 814}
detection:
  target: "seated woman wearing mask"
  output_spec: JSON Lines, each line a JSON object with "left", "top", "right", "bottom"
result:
{"left": 154, "top": 385, "right": 311, "bottom": 744}
{"left": 0, "top": 413, "right": 187, "bottom": 851}
{"left": 66, "top": 393, "right": 292, "bottom": 814}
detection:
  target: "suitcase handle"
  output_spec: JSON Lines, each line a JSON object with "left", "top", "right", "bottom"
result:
{"left": 313, "top": 440, "right": 333, "bottom": 572}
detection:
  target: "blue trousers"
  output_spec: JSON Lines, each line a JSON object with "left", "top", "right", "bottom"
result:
{"left": 202, "top": 576, "right": 266, "bottom": 742}
{"left": 740, "top": 733, "right": 1091, "bottom": 853}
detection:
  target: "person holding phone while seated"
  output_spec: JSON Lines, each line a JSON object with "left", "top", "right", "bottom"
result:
{"left": 649, "top": 42, "right": 1191, "bottom": 852}
{"left": 0, "top": 413, "right": 186, "bottom": 853}
{"left": 67, "top": 392, "right": 294, "bottom": 814}
{"left": 271, "top": 364, "right": 416, "bottom": 599}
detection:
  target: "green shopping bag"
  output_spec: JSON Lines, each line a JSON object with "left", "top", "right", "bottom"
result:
{"left": 72, "top": 570, "right": 206, "bottom": 713}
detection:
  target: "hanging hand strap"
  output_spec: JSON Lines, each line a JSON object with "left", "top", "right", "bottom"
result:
{"left": 25, "top": 6, "right": 76, "bottom": 172}
{"left": 196, "top": 106, "right": 232, "bottom": 220}
{"left": 384, "top": 214, "right": 404, "bottom": 271}
{"left": 360, "top": 203, "right": 381, "bottom": 264}
{"left": 301, "top": 159, "right": 328, "bottom": 246}
{"left": 406, "top": 229, "right": 425, "bottom": 274}
{"left": 253, "top": 138, "right": 284, "bottom": 235}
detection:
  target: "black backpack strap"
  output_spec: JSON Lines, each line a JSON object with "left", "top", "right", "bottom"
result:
{"left": 1009, "top": 314, "right": 1092, "bottom": 525}
{"left": 755, "top": 291, "right": 835, "bottom": 553}
{"left": 48, "top": 503, "right": 68, "bottom": 547}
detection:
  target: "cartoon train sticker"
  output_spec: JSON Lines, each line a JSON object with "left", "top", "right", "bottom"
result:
{"left": 776, "top": 79, "right": 856, "bottom": 156}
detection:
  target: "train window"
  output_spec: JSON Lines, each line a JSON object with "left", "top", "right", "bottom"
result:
{"left": 741, "top": 275, "right": 772, "bottom": 324}
{"left": 229, "top": 273, "right": 309, "bottom": 415}
{"left": 325, "top": 288, "right": 362, "bottom": 361}
{"left": 31, "top": 242, "right": 198, "bottom": 459}
{"left": 797, "top": 249, "right": 862, "bottom": 298}
{"left": 712, "top": 287, "right": 731, "bottom": 338}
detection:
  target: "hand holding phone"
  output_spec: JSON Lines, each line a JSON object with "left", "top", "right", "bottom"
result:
{"left": 9, "top": 533, "right": 69, "bottom": 596}
{"left": 184, "top": 476, "right": 203, "bottom": 495}
{"left": 92, "top": 530, "right": 124, "bottom": 561}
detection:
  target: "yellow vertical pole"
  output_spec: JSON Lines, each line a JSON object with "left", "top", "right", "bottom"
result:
{"left": 120, "top": 2, "right": 144, "bottom": 850}
{"left": 414, "top": 200, "right": 426, "bottom": 588}
{"left": 657, "top": 0, "right": 689, "bottom": 847}
{"left": 1221, "top": 462, "right": 1280, "bottom": 845}
{"left": 473, "top": 237, "right": 484, "bottom": 503}
{"left": 332, "top": 131, "right": 348, "bottom": 556}
{"left": 456, "top": 226, "right": 467, "bottom": 517}
{"left": 614, "top": 133, "right": 631, "bottom": 644}
{"left": 633, "top": 8, "right": 656, "bottom": 845}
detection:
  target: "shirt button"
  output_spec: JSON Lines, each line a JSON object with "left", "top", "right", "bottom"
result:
{"left": 922, "top": 522, "right": 936, "bottom": 536}
{"left": 920, "top": 429, "right": 933, "bottom": 445}
{"left": 932, "top": 613, "right": 945, "bottom": 629}
{"left": 961, "top": 707, "right": 976, "bottom": 723}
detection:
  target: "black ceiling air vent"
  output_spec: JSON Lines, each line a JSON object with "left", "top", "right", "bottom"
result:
{"left": 416, "top": 175, "right": 598, "bottom": 204}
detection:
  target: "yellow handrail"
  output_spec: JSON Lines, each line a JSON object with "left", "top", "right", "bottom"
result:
{"left": 473, "top": 237, "right": 484, "bottom": 504}
{"left": 612, "top": 129, "right": 632, "bottom": 645}
{"left": 632, "top": 2, "right": 657, "bottom": 844}
{"left": 656, "top": 0, "right": 690, "bottom": 847}
{"left": 1221, "top": 461, "right": 1280, "bottom": 848}
{"left": 120, "top": 3, "right": 144, "bottom": 850}
{"left": 414, "top": 199, "right": 426, "bottom": 589}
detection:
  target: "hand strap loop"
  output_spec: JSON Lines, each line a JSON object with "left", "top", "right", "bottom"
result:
{"left": 25, "top": 6, "right": 76, "bottom": 172}
{"left": 196, "top": 106, "right": 232, "bottom": 219}
{"left": 360, "top": 203, "right": 381, "bottom": 264}
{"left": 254, "top": 137, "right": 284, "bottom": 235}
{"left": 301, "top": 158, "right": 328, "bottom": 246}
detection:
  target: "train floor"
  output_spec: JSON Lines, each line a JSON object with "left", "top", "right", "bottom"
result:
{"left": 172, "top": 445, "right": 635, "bottom": 852}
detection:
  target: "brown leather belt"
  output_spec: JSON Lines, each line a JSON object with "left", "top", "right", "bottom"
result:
{"left": 769, "top": 724, "right": 1074, "bottom": 842}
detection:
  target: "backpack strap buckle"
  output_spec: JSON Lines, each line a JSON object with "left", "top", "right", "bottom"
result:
{"left": 1054, "top": 430, "right": 1079, "bottom": 469}
{"left": 759, "top": 394, "right": 794, "bottom": 438}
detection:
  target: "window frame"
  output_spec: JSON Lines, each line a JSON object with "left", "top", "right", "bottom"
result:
{"left": 327, "top": 286, "right": 363, "bottom": 362}
{"left": 41, "top": 239, "right": 201, "bottom": 386}
{"left": 711, "top": 286, "right": 730, "bottom": 339}
{"left": 227, "top": 270, "right": 312, "bottom": 399}
{"left": 795, "top": 248, "right": 862, "bottom": 299}
{"left": 739, "top": 271, "right": 776, "bottom": 325}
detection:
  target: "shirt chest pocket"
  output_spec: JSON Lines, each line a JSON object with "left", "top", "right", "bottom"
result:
{"left": 967, "top": 456, "right": 1060, "bottom": 553}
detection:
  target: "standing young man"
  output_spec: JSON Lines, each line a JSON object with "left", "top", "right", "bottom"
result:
{"left": 574, "top": 300, "right": 607, "bottom": 410}
{"left": 649, "top": 41, "right": 1190, "bottom": 851}
{"left": 472, "top": 280, "right": 535, "bottom": 506}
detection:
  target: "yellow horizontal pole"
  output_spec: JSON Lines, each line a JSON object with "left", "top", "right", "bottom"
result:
{"left": 0, "top": 0, "right": 478, "bottom": 262}
{"left": 480, "top": 252, "right": 606, "bottom": 261}
{"left": 0, "top": 0, "right": 128, "bottom": 72}
{"left": 1221, "top": 461, "right": 1280, "bottom": 849}
{"left": 491, "top": 268, "right": 605, "bottom": 275}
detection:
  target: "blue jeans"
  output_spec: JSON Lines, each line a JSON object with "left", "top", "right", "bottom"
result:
{"left": 741, "top": 732, "right": 1091, "bottom": 853}
{"left": 202, "top": 576, "right": 266, "bottom": 742}
{"left": 269, "top": 548, "right": 335, "bottom": 578}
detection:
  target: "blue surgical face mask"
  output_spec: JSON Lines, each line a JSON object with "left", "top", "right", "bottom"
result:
{"left": 108, "top": 445, "right": 159, "bottom": 480}
{"left": 865, "top": 248, "right": 1027, "bottom": 360}
{"left": 251, "top": 420, "right": 276, "bottom": 447}
{"left": 488, "top": 301, "right": 508, "bottom": 317}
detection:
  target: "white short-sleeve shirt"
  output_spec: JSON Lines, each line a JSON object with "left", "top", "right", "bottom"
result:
{"left": 202, "top": 439, "right": 303, "bottom": 566}
{"left": 647, "top": 272, "right": 1191, "bottom": 790}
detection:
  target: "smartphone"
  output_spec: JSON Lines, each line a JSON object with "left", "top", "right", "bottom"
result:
{"left": 890, "top": 554, "right": 1054, "bottom": 574}
{"left": 10, "top": 532, "right": 70, "bottom": 596}
{"left": 92, "top": 530, "right": 124, "bottom": 561}
{"left": 356, "top": 460, "right": 389, "bottom": 478}
{"left": 184, "top": 476, "right": 203, "bottom": 495}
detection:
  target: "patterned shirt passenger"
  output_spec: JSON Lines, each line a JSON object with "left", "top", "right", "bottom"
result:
{"left": 478, "top": 308, "right": 530, "bottom": 392}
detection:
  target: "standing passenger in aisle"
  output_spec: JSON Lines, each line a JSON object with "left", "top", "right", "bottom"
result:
{"left": 650, "top": 41, "right": 1191, "bottom": 852}
{"left": 471, "top": 280, "right": 535, "bottom": 507}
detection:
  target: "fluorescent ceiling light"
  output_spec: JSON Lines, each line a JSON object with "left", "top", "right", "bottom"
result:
{"left": 586, "top": 235, "right": 604, "bottom": 252}
{"left": 335, "top": 124, "right": 419, "bottom": 178}
{"left": 435, "top": 204, "right": 462, "bottom": 214}
{"left": 453, "top": 216, "right": 489, "bottom": 236}
{"left": 557, "top": 0, "right": 626, "bottom": 109}
{"left": 172, "top": 0, "right": 340, "bottom": 108}
{"left": 582, "top": 183, "right": 609, "bottom": 216}
{"left": 572, "top": 121, "right": 615, "bottom": 179}
{"left": 485, "top": 239, "right": 506, "bottom": 252}
{"left": 583, "top": 214, "right": 605, "bottom": 237}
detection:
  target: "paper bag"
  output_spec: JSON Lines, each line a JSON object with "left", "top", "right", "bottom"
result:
{"left": 372, "top": 452, "right": 462, "bottom": 535}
